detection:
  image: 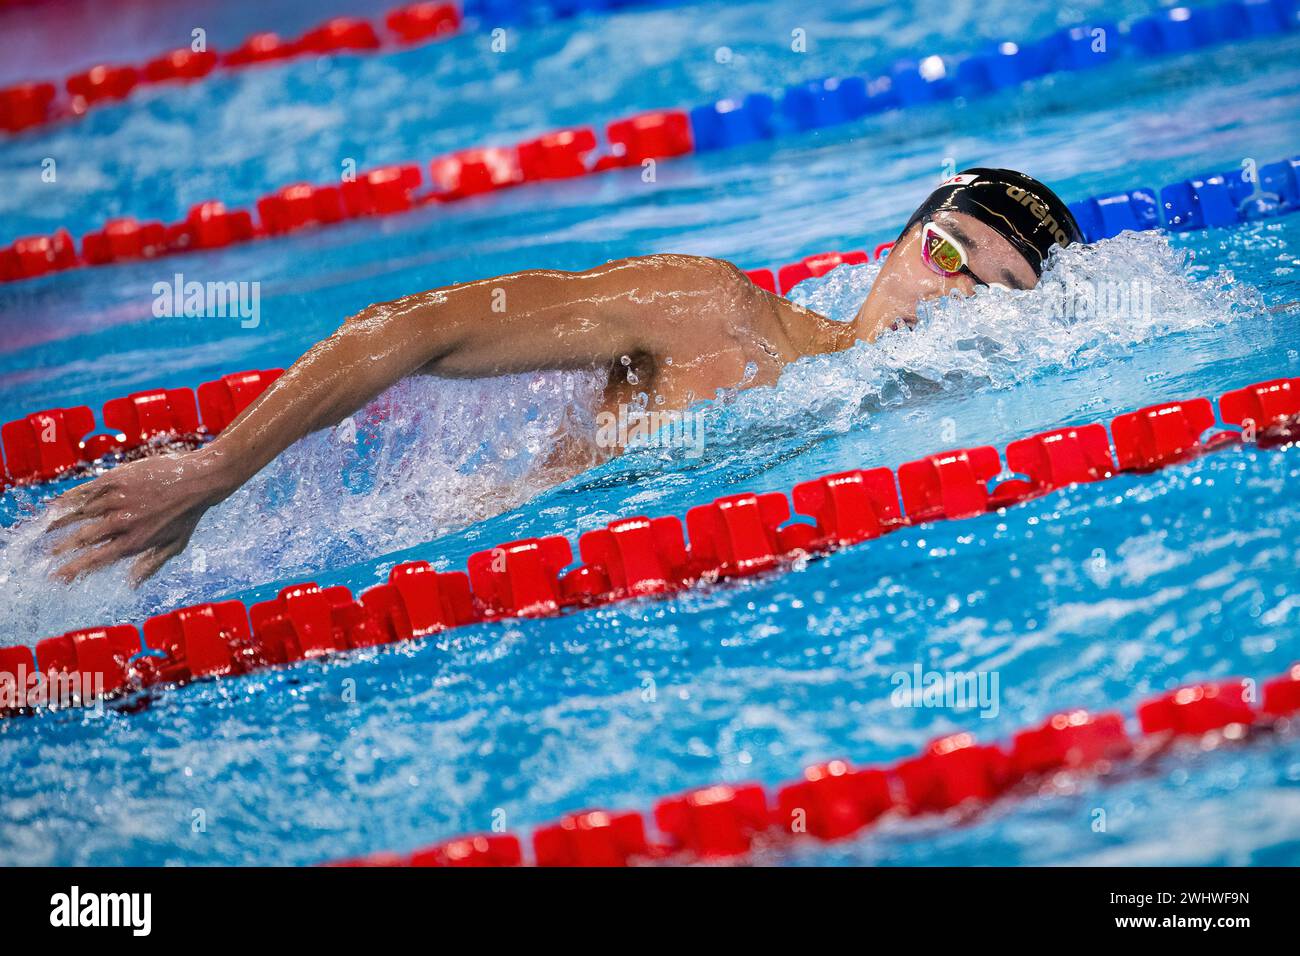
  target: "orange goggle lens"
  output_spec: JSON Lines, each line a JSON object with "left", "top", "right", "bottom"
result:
{"left": 924, "top": 228, "right": 965, "bottom": 275}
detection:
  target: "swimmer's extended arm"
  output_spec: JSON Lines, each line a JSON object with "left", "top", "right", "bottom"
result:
{"left": 44, "top": 254, "right": 761, "bottom": 583}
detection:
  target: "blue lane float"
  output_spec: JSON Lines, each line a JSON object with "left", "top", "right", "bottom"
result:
{"left": 688, "top": 0, "right": 1300, "bottom": 154}
{"left": 1066, "top": 153, "right": 1300, "bottom": 243}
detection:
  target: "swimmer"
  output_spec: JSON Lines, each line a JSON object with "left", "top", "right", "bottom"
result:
{"left": 44, "top": 168, "right": 1083, "bottom": 583}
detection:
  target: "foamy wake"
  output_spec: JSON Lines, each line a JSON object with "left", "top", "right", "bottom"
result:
{"left": 0, "top": 230, "right": 1264, "bottom": 642}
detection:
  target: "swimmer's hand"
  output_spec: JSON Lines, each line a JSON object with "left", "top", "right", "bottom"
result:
{"left": 45, "top": 449, "right": 232, "bottom": 586}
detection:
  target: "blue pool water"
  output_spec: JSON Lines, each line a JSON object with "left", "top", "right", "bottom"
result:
{"left": 1, "top": 0, "right": 1299, "bottom": 865}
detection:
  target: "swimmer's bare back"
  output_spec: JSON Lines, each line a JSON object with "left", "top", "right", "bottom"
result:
{"left": 43, "top": 254, "right": 855, "bottom": 584}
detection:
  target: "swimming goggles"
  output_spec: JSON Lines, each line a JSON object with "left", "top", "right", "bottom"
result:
{"left": 920, "top": 219, "right": 991, "bottom": 287}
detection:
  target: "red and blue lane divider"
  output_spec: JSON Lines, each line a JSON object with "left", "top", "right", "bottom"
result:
{"left": 3, "top": 136, "right": 1297, "bottom": 288}
{"left": 0, "top": 368, "right": 281, "bottom": 491}
{"left": 0, "top": 5, "right": 463, "bottom": 136}
{"left": 1, "top": 375, "right": 1297, "bottom": 720}
{"left": 4, "top": 0, "right": 1300, "bottom": 285}
{"left": 326, "top": 666, "right": 1300, "bottom": 866}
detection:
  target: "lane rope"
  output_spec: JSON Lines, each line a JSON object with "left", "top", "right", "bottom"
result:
{"left": 0, "top": 5, "right": 462, "bottom": 136}
{"left": 0, "top": 1, "right": 679, "bottom": 138}
{"left": 4, "top": 1, "right": 1298, "bottom": 284}
{"left": 2, "top": 375, "right": 1296, "bottom": 720}
{"left": 324, "top": 663, "right": 1300, "bottom": 866}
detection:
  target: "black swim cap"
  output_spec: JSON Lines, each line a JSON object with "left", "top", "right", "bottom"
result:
{"left": 900, "top": 168, "right": 1083, "bottom": 277}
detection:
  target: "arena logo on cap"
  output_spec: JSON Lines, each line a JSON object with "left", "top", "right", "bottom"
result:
{"left": 1006, "top": 185, "right": 1072, "bottom": 246}
{"left": 941, "top": 173, "right": 980, "bottom": 187}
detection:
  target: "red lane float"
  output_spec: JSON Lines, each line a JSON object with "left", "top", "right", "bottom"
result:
{"left": 81, "top": 218, "right": 169, "bottom": 265}
{"left": 898, "top": 446, "right": 1002, "bottom": 521}
{"left": 0, "top": 368, "right": 279, "bottom": 487}
{"left": 333, "top": 833, "right": 522, "bottom": 867}
{"left": 361, "top": 561, "right": 476, "bottom": 641}
{"left": 467, "top": 536, "right": 573, "bottom": 617}
{"left": 685, "top": 492, "right": 810, "bottom": 578}
{"left": 518, "top": 128, "right": 598, "bottom": 181}
{"left": 0, "top": 229, "right": 77, "bottom": 281}
{"left": 343, "top": 165, "right": 424, "bottom": 216}
{"left": 1263, "top": 665, "right": 1300, "bottom": 717}
{"left": 3, "top": 375, "right": 1295, "bottom": 726}
{"left": 613, "top": 110, "right": 694, "bottom": 162}
{"left": 596, "top": 110, "right": 693, "bottom": 170}
{"left": 1219, "top": 377, "right": 1300, "bottom": 447}
{"left": 1111, "top": 397, "right": 1236, "bottom": 471}
{"left": 408, "top": 834, "right": 521, "bottom": 867}
{"left": 33, "top": 625, "right": 142, "bottom": 700}
{"left": 654, "top": 783, "right": 771, "bottom": 858}
{"left": 576, "top": 515, "right": 691, "bottom": 599}
{"left": 298, "top": 19, "right": 383, "bottom": 55}
{"left": 326, "top": 662, "right": 1300, "bottom": 867}
{"left": 791, "top": 468, "right": 903, "bottom": 547}
{"left": 744, "top": 268, "right": 777, "bottom": 293}
{"left": 196, "top": 369, "right": 282, "bottom": 434}
{"left": 777, "top": 250, "right": 870, "bottom": 295}
{"left": 258, "top": 184, "right": 347, "bottom": 236}
{"left": 1, "top": 406, "right": 97, "bottom": 483}
{"left": 141, "top": 601, "right": 254, "bottom": 682}
{"left": 103, "top": 388, "right": 201, "bottom": 446}
{"left": 775, "top": 760, "right": 893, "bottom": 840}
{"left": 223, "top": 33, "right": 301, "bottom": 68}
{"left": 430, "top": 148, "right": 523, "bottom": 200}
{"left": 746, "top": 242, "right": 886, "bottom": 297}
{"left": 142, "top": 49, "right": 220, "bottom": 84}
{"left": 0, "top": 82, "right": 57, "bottom": 134}
{"left": 66, "top": 65, "right": 139, "bottom": 108}
{"left": 892, "top": 732, "right": 1015, "bottom": 813}
{"left": 996, "top": 424, "right": 1115, "bottom": 504}
{"left": 178, "top": 201, "right": 258, "bottom": 251}
{"left": 251, "top": 583, "right": 355, "bottom": 661}
{"left": 1010, "top": 709, "right": 1131, "bottom": 775}
{"left": 386, "top": 3, "right": 463, "bottom": 46}
{"left": 533, "top": 810, "right": 653, "bottom": 866}
{"left": 1137, "top": 680, "right": 1257, "bottom": 736}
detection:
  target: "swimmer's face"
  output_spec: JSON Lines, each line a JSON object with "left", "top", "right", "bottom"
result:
{"left": 852, "top": 210, "right": 1040, "bottom": 340}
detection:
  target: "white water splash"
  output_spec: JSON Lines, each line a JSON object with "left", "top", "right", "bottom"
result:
{"left": 0, "top": 370, "right": 606, "bottom": 642}
{"left": 714, "top": 229, "right": 1262, "bottom": 442}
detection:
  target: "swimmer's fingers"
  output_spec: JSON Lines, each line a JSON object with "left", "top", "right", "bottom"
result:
{"left": 48, "top": 513, "right": 125, "bottom": 558}
{"left": 129, "top": 539, "right": 185, "bottom": 589}
{"left": 45, "top": 509, "right": 87, "bottom": 533}
{"left": 50, "top": 535, "right": 133, "bottom": 584}
{"left": 45, "top": 480, "right": 115, "bottom": 531}
{"left": 45, "top": 494, "right": 115, "bottom": 532}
